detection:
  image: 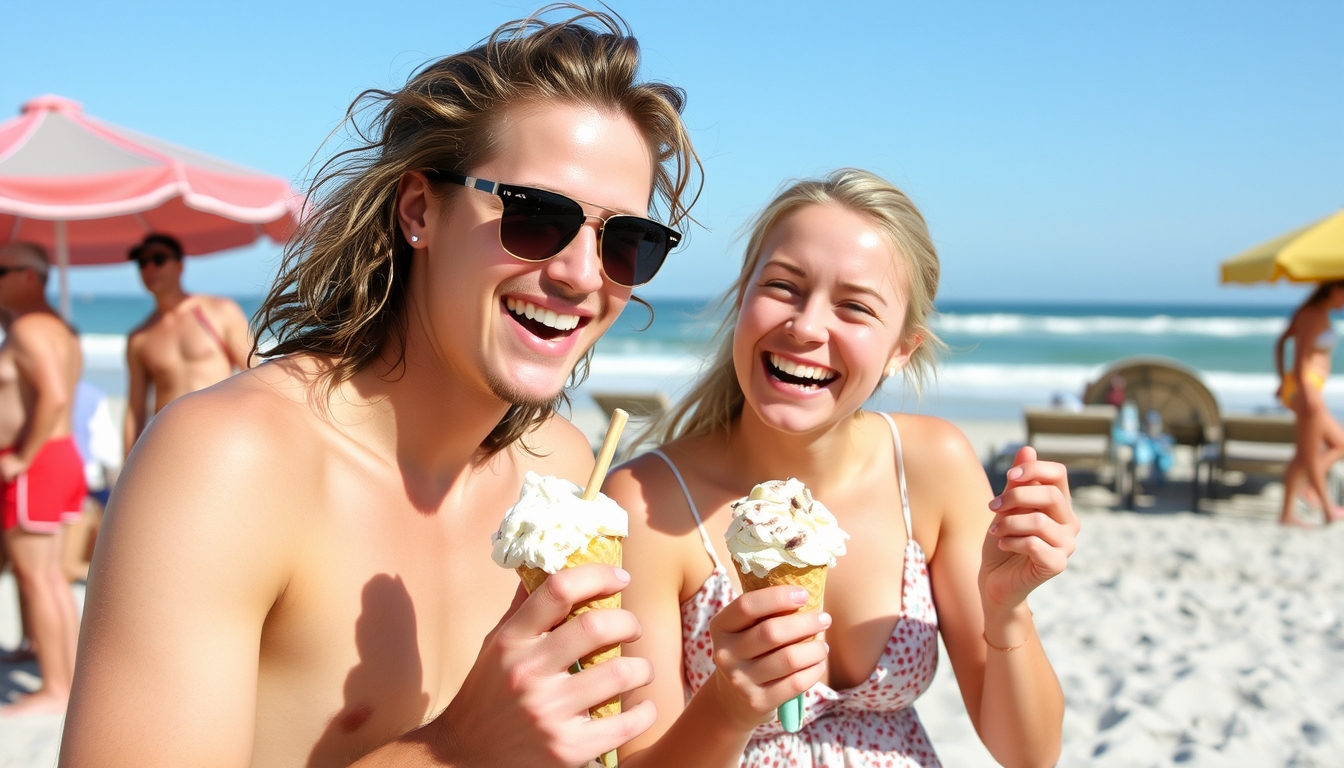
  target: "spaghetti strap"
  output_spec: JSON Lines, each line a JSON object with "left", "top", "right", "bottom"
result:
{"left": 877, "top": 412, "right": 914, "bottom": 539}
{"left": 647, "top": 449, "right": 724, "bottom": 570}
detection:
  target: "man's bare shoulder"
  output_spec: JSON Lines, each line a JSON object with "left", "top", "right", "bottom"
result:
{"left": 9, "top": 311, "right": 75, "bottom": 343}
{"left": 511, "top": 412, "right": 595, "bottom": 486}
{"left": 139, "top": 357, "right": 334, "bottom": 483}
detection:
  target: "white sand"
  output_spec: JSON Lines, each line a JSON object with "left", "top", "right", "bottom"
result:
{"left": 5, "top": 413, "right": 1344, "bottom": 766}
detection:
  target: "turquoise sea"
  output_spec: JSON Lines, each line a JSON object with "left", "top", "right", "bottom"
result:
{"left": 66, "top": 295, "right": 1323, "bottom": 421}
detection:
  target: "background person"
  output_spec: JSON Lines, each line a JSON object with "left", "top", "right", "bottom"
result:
{"left": 61, "top": 7, "right": 699, "bottom": 766}
{"left": 123, "top": 233, "right": 252, "bottom": 455}
{"left": 606, "top": 170, "right": 1075, "bottom": 767}
{"left": 0, "top": 242, "right": 85, "bottom": 716}
{"left": 1273, "top": 280, "right": 1344, "bottom": 526}
{"left": 61, "top": 381, "right": 121, "bottom": 583}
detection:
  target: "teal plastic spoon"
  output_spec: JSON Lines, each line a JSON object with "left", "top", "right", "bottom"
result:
{"left": 779, "top": 694, "right": 803, "bottom": 732}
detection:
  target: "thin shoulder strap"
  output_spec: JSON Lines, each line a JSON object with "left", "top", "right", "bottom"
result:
{"left": 647, "top": 449, "right": 724, "bottom": 570}
{"left": 877, "top": 412, "right": 914, "bottom": 539}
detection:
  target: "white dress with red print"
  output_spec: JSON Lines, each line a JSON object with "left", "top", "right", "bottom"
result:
{"left": 648, "top": 413, "right": 941, "bottom": 767}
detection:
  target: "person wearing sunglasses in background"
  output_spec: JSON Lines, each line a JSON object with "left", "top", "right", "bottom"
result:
{"left": 61, "top": 7, "right": 698, "bottom": 767}
{"left": 0, "top": 242, "right": 85, "bottom": 716}
{"left": 122, "top": 233, "right": 253, "bottom": 457}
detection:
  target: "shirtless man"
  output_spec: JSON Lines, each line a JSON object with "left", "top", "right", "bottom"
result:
{"left": 123, "top": 233, "right": 252, "bottom": 455}
{"left": 0, "top": 242, "right": 85, "bottom": 715}
{"left": 62, "top": 9, "right": 698, "bottom": 767}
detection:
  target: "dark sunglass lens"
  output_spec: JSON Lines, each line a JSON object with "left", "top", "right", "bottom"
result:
{"left": 498, "top": 190, "right": 584, "bottom": 262}
{"left": 602, "top": 219, "right": 673, "bottom": 287}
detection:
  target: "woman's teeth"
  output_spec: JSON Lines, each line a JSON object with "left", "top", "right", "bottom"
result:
{"left": 769, "top": 353, "right": 836, "bottom": 383}
{"left": 506, "top": 297, "right": 580, "bottom": 331}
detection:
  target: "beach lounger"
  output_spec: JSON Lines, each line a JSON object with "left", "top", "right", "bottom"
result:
{"left": 1023, "top": 405, "right": 1124, "bottom": 498}
{"left": 1194, "top": 413, "right": 1320, "bottom": 505}
{"left": 1082, "top": 358, "right": 1223, "bottom": 509}
{"left": 589, "top": 391, "right": 669, "bottom": 420}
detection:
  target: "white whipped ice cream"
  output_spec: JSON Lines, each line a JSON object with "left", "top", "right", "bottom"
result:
{"left": 491, "top": 471, "right": 628, "bottom": 573}
{"left": 725, "top": 478, "right": 849, "bottom": 578}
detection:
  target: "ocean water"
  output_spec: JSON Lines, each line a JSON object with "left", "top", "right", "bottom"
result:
{"left": 66, "top": 294, "right": 1332, "bottom": 422}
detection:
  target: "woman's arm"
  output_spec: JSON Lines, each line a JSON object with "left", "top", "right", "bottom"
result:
{"left": 915, "top": 421, "right": 1074, "bottom": 768}
{"left": 606, "top": 457, "right": 827, "bottom": 768}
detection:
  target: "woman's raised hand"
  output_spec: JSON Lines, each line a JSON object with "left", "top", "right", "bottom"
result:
{"left": 979, "top": 446, "right": 1080, "bottom": 612}
{"left": 706, "top": 585, "right": 831, "bottom": 729}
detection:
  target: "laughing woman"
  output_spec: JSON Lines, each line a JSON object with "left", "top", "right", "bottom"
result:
{"left": 604, "top": 169, "right": 1077, "bottom": 768}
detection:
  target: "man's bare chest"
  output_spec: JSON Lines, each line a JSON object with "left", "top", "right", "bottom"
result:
{"left": 250, "top": 484, "right": 523, "bottom": 766}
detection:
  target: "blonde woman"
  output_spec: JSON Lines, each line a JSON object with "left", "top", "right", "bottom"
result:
{"left": 1274, "top": 281, "right": 1344, "bottom": 526}
{"left": 606, "top": 170, "right": 1076, "bottom": 767}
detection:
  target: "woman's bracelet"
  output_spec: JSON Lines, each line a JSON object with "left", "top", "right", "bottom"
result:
{"left": 982, "top": 631, "right": 1031, "bottom": 652}
{"left": 983, "top": 611, "right": 1034, "bottom": 652}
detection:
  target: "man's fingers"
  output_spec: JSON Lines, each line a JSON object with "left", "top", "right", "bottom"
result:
{"left": 504, "top": 564, "right": 630, "bottom": 639}
{"left": 593, "top": 699, "right": 659, "bottom": 762}
{"left": 542, "top": 607, "right": 644, "bottom": 671}
{"left": 564, "top": 655, "right": 654, "bottom": 713}
{"left": 712, "top": 585, "right": 811, "bottom": 635}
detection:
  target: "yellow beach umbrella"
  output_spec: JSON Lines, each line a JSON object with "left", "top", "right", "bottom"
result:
{"left": 1221, "top": 208, "right": 1344, "bottom": 284}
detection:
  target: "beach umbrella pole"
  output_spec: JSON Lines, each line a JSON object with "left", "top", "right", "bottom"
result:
{"left": 54, "top": 220, "right": 71, "bottom": 321}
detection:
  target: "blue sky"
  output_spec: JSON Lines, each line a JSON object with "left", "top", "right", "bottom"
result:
{"left": 4, "top": 1, "right": 1341, "bottom": 305}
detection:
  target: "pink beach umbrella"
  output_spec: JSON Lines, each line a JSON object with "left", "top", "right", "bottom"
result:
{"left": 0, "top": 95, "right": 301, "bottom": 318}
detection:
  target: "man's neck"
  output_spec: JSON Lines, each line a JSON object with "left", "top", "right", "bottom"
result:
{"left": 339, "top": 333, "right": 521, "bottom": 506}
{"left": 153, "top": 286, "right": 190, "bottom": 314}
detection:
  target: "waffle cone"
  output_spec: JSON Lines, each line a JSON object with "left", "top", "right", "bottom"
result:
{"left": 517, "top": 535, "right": 623, "bottom": 719}
{"left": 739, "top": 562, "right": 828, "bottom": 613}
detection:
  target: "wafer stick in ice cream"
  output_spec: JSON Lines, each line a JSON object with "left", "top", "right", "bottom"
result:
{"left": 491, "top": 410, "right": 629, "bottom": 768}
{"left": 725, "top": 478, "right": 849, "bottom": 733}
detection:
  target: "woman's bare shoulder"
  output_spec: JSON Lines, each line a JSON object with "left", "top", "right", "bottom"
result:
{"left": 606, "top": 436, "right": 714, "bottom": 531}
{"left": 885, "top": 412, "right": 981, "bottom": 467}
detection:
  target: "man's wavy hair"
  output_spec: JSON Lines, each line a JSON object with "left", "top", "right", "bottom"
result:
{"left": 255, "top": 5, "right": 700, "bottom": 458}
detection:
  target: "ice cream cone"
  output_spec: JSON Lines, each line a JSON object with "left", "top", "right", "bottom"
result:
{"left": 739, "top": 561, "right": 828, "bottom": 614}
{"left": 517, "top": 534, "right": 624, "bottom": 718}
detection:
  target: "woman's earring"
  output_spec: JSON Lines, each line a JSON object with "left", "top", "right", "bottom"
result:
{"left": 886, "top": 366, "right": 899, "bottom": 377}
{"left": 410, "top": 235, "right": 419, "bottom": 243}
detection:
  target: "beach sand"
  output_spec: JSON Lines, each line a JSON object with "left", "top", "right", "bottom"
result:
{"left": 4, "top": 411, "right": 1343, "bottom": 766}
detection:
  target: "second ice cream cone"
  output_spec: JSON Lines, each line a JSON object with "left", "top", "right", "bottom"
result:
{"left": 738, "top": 561, "right": 828, "bottom": 614}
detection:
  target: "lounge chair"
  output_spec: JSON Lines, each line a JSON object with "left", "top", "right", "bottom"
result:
{"left": 589, "top": 391, "right": 670, "bottom": 420}
{"left": 1081, "top": 357, "right": 1222, "bottom": 508}
{"left": 1021, "top": 404, "right": 1126, "bottom": 500}
{"left": 1194, "top": 413, "right": 1299, "bottom": 504}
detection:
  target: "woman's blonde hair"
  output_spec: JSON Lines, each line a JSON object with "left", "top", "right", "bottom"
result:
{"left": 255, "top": 5, "right": 700, "bottom": 457}
{"left": 650, "top": 168, "right": 940, "bottom": 445}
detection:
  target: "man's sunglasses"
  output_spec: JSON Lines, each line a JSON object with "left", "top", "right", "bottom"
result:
{"left": 133, "top": 253, "right": 179, "bottom": 269}
{"left": 423, "top": 170, "right": 681, "bottom": 288}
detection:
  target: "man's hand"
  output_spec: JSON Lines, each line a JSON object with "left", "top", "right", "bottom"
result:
{"left": 0, "top": 453, "right": 29, "bottom": 482}
{"left": 432, "top": 564, "right": 655, "bottom": 767}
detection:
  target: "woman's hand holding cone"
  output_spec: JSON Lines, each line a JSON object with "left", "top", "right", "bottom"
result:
{"left": 704, "top": 584, "right": 831, "bottom": 729}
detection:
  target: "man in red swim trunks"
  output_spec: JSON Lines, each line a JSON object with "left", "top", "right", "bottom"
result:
{"left": 0, "top": 242, "right": 85, "bottom": 715}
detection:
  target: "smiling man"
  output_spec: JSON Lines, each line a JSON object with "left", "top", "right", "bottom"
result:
{"left": 61, "top": 9, "right": 698, "bottom": 768}
{"left": 122, "top": 234, "right": 252, "bottom": 456}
